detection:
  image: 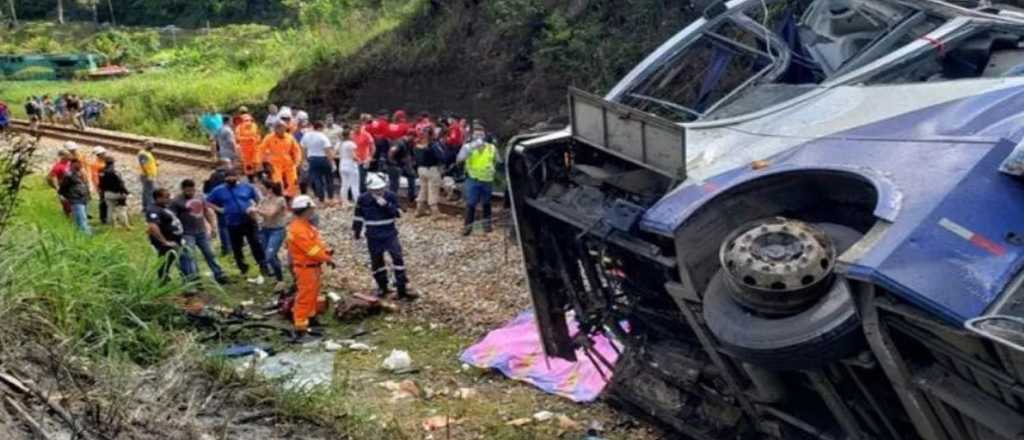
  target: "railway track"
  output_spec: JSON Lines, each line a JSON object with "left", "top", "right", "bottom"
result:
{"left": 9, "top": 119, "right": 217, "bottom": 168}
{"left": 8, "top": 118, "right": 501, "bottom": 217}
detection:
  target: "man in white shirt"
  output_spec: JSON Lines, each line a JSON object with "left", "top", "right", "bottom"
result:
{"left": 300, "top": 121, "right": 336, "bottom": 204}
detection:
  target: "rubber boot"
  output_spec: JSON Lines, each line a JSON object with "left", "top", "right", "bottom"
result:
{"left": 397, "top": 284, "right": 419, "bottom": 302}
{"left": 484, "top": 220, "right": 494, "bottom": 234}
{"left": 462, "top": 225, "right": 473, "bottom": 237}
{"left": 373, "top": 272, "right": 391, "bottom": 298}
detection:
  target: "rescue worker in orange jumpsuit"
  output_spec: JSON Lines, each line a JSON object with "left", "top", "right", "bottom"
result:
{"left": 259, "top": 121, "right": 303, "bottom": 198}
{"left": 234, "top": 113, "right": 263, "bottom": 180}
{"left": 287, "top": 195, "right": 334, "bottom": 340}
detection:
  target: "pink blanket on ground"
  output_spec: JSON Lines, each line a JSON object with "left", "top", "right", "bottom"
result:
{"left": 459, "top": 311, "right": 622, "bottom": 403}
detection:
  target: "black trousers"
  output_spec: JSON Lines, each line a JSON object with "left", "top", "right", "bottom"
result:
{"left": 368, "top": 233, "right": 407, "bottom": 292}
{"left": 98, "top": 194, "right": 108, "bottom": 224}
{"left": 227, "top": 218, "right": 266, "bottom": 276}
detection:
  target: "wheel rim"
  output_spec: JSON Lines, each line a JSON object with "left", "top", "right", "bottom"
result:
{"left": 719, "top": 218, "right": 838, "bottom": 315}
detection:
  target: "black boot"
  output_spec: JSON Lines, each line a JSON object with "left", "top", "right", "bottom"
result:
{"left": 397, "top": 285, "right": 419, "bottom": 302}
{"left": 373, "top": 273, "right": 390, "bottom": 298}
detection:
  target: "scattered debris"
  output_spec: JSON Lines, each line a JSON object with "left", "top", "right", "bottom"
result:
{"left": 422, "top": 415, "right": 462, "bottom": 431}
{"left": 382, "top": 350, "right": 412, "bottom": 372}
{"left": 455, "top": 387, "right": 477, "bottom": 400}
{"left": 241, "top": 351, "right": 335, "bottom": 392}
{"left": 558, "top": 415, "right": 583, "bottom": 431}
{"left": 506, "top": 417, "right": 532, "bottom": 427}
{"left": 533, "top": 410, "right": 556, "bottom": 422}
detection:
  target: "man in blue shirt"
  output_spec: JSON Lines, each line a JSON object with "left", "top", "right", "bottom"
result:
{"left": 207, "top": 168, "right": 269, "bottom": 284}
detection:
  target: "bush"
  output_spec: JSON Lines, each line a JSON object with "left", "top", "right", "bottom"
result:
{"left": 0, "top": 179, "right": 183, "bottom": 364}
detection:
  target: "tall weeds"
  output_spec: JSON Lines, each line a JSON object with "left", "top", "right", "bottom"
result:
{"left": 0, "top": 179, "right": 182, "bottom": 363}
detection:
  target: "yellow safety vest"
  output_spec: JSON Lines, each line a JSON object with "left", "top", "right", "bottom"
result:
{"left": 466, "top": 143, "right": 496, "bottom": 182}
{"left": 138, "top": 150, "right": 158, "bottom": 178}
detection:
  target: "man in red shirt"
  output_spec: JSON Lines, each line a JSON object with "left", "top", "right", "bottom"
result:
{"left": 355, "top": 114, "right": 377, "bottom": 192}
{"left": 369, "top": 110, "right": 391, "bottom": 171}
{"left": 48, "top": 149, "right": 73, "bottom": 217}
{"left": 386, "top": 110, "right": 412, "bottom": 143}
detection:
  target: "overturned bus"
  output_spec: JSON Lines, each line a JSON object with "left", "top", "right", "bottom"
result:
{"left": 506, "top": 1, "right": 1024, "bottom": 439}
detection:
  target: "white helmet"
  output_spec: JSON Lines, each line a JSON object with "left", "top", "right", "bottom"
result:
{"left": 291, "top": 195, "right": 316, "bottom": 210}
{"left": 64, "top": 141, "right": 79, "bottom": 151}
{"left": 295, "top": 110, "right": 309, "bottom": 122}
{"left": 366, "top": 173, "right": 388, "bottom": 191}
{"left": 92, "top": 146, "right": 107, "bottom": 156}
{"left": 278, "top": 106, "right": 293, "bottom": 120}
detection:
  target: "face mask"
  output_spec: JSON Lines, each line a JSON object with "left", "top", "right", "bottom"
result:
{"left": 473, "top": 133, "right": 485, "bottom": 141}
{"left": 227, "top": 180, "right": 238, "bottom": 187}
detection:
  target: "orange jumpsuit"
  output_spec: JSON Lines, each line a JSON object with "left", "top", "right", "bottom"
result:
{"left": 88, "top": 158, "right": 105, "bottom": 191}
{"left": 286, "top": 217, "right": 332, "bottom": 331}
{"left": 258, "top": 132, "right": 303, "bottom": 197}
{"left": 234, "top": 115, "right": 262, "bottom": 176}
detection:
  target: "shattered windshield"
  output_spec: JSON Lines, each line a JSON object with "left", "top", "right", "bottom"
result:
{"left": 614, "top": 0, "right": 944, "bottom": 122}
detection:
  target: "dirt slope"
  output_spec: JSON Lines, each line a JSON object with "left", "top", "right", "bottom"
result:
{"left": 271, "top": 0, "right": 699, "bottom": 137}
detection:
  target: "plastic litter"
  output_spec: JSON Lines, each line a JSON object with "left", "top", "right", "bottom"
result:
{"left": 207, "top": 344, "right": 273, "bottom": 359}
{"left": 533, "top": 411, "right": 556, "bottom": 422}
{"left": 382, "top": 350, "right": 412, "bottom": 372}
{"left": 245, "top": 351, "right": 335, "bottom": 392}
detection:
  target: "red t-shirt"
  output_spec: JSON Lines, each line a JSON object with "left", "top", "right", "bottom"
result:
{"left": 368, "top": 118, "right": 389, "bottom": 139}
{"left": 386, "top": 121, "right": 411, "bottom": 142}
{"left": 49, "top": 159, "right": 70, "bottom": 182}
{"left": 446, "top": 124, "right": 464, "bottom": 147}
{"left": 354, "top": 125, "right": 375, "bottom": 163}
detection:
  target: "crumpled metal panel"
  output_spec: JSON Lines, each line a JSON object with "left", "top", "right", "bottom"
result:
{"left": 642, "top": 84, "right": 1024, "bottom": 324}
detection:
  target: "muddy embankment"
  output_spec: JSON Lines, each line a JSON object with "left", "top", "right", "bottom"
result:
{"left": 271, "top": 0, "right": 699, "bottom": 138}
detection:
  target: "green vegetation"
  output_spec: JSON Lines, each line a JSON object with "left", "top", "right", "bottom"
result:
{"left": 0, "top": 178, "right": 183, "bottom": 363}
{"left": 0, "top": 1, "right": 423, "bottom": 143}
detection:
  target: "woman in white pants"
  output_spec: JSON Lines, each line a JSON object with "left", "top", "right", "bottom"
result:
{"left": 338, "top": 128, "right": 360, "bottom": 208}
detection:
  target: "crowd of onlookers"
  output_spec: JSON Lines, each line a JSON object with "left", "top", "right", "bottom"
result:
{"left": 212, "top": 105, "right": 502, "bottom": 235}
{"left": 22, "top": 93, "right": 108, "bottom": 131}
{"left": 39, "top": 102, "right": 506, "bottom": 340}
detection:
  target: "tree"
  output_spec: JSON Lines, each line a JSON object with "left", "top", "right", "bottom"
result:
{"left": 76, "top": 0, "right": 99, "bottom": 24}
{"left": 7, "top": 0, "right": 16, "bottom": 27}
{"left": 57, "top": 0, "right": 64, "bottom": 24}
{"left": 106, "top": 0, "right": 114, "bottom": 25}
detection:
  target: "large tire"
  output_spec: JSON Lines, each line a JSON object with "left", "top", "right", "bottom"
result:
{"left": 703, "top": 223, "right": 865, "bottom": 371}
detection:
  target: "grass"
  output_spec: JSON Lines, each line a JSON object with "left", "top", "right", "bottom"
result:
{"left": 0, "top": 177, "right": 184, "bottom": 363}
{"left": 0, "top": 1, "right": 424, "bottom": 144}
{"left": 0, "top": 173, "right": 632, "bottom": 439}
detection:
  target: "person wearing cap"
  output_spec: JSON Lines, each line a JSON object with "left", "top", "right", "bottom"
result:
{"left": 353, "top": 173, "right": 417, "bottom": 301}
{"left": 59, "top": 157, "right": 92, "bottom": 235}
{"left": 99, "top": 156, "right": 131, "bottom": 227}
{"left": 232, "top": 105, "right": 249, "bottom": 128}
{"left": 278, "top": 107, "right": 297, "bottom": 134}
{"left": 287, "top": 194, "right": 334, "bottom": 340}
{"left": 138, "top": 141, "right": 159, "bottom": 213}
{"left": 89, "top": 147, "right": 108, "bottom": 224}
{"left": 456, "top": 123, "right": 499, "bottom": 236}
{"left": 206, "top": 168, "right": 270, "bottom": 284}
{"left": 234, "top": 112, "right": 263, "bottom": 180}
{"left": 259, "top": 120, "right": 304, "bottom": 199}
{"left": 369, "top": 110, "right": 391, "bottom": 172}
{"left": 48, "top": 149, "right": 73, "bottom": 217}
